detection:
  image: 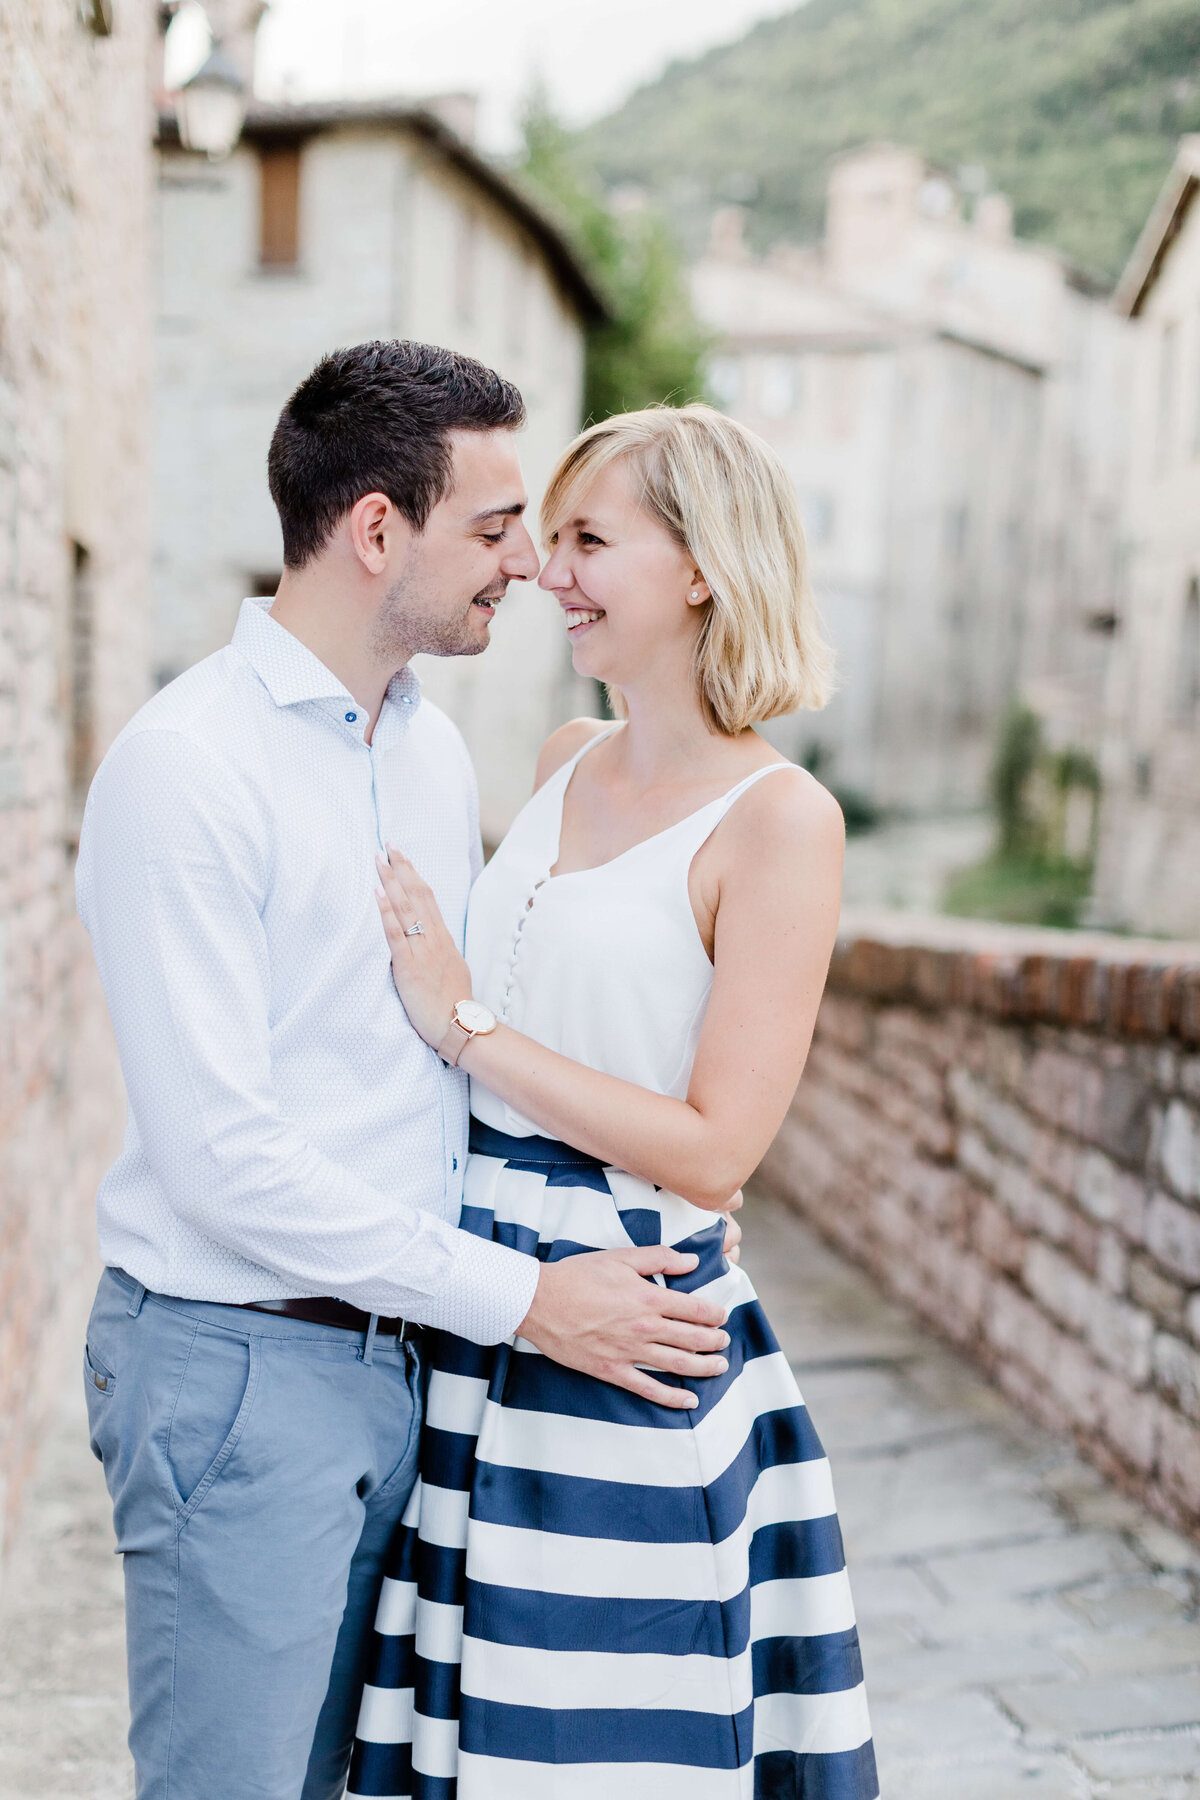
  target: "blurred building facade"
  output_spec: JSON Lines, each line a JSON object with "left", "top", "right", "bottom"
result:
{"left": 693, "top": 144, "right": 1131, "bottom": 816}
{"left": 1093, "top": 138, "right": 1200, "bottom": 939}
{"left": 155, "top": 95, "right": 603, "bottom": 842}
{"left": 0, "top": 2, "right": 153, "bottom": 1556}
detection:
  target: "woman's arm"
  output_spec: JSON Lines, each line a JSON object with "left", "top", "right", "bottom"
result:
{"left": 376, "top": 771, "right": 844, "bottom": 1211}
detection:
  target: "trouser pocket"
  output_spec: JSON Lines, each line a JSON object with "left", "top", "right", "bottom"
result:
{"left": 83, "top": 1341, "right": 119, "bottom": 1468}
{"left": 165, "top": 1324, "right": 260, "bottom": 1521}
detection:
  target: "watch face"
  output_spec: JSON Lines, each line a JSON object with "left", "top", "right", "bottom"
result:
{"left": 455, "top": 1000, "right": 496, "bottom": 1034}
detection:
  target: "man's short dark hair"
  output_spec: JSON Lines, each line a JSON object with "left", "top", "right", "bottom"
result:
{"left": 268, "top": 340, "right": 526, "bottom": 568}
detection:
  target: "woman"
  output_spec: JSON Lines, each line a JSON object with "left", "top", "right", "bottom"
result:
{"left": 349, "top": 405, "right": 877, "bottom": 1799}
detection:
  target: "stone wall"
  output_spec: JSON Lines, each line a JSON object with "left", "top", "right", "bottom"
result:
{"left": 0, "top": 3, "right": 153, "bottom": 1566}
{"left": 758, "top": 909, "right": 1200, "bottom": 1537}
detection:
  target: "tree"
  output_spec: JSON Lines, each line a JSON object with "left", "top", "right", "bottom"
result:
{"left": 513, "top": 89, "right": 711, "bottom": 423}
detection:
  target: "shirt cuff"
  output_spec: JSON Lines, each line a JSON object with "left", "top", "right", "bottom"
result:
{"left": 415, "top": 1227, "right": 541, "bottom": 1344}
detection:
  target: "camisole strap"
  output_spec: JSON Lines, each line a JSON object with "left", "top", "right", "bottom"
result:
{"left": 545, "top": 721, "right": 622, "bottom": 793}
{"left": 670, "top": 759, "right": 800, "bottom": 867}
{"left": 710, "top": 760, "right": 798, "bottom": 817}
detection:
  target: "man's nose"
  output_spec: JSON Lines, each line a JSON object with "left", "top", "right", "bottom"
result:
{"left": 502, "top": 521, "right": 540, "bottom": 581}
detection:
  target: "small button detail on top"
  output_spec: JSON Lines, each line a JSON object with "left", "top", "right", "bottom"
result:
{"left": 452, "top": 1157, "right": 458, "bottom": 1171}
{"left": 345, "top": 711, "right": 358, "bottom": 724}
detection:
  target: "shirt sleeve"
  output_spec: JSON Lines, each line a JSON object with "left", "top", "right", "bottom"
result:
{"left": 76, "top": 728, "right": 539, "bottom": 1343}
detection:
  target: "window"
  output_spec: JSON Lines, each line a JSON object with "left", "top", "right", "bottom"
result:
{"left": 948, "top": 358, "right": 973, "bottom": 418}
{"left": 1178, "top": 578, "right": 1200, "bottom": 727}
{"left": 455, "top": 211, "right": 478, "bottom": 325}
{"left": 248, "top": 569, "right": 282, "bottom": 600}
{"left": 1157, "top": 320, "right": 1177, "bottom": 470}
{"left": 506, "top": 246, "right": 531, "bottom": 357}
{"left": 944, "top": 503, "right": 969, "bottom": 560}
{"left": 708, "top": 356, "right": 743, "bottom": 410}
{"left": 259, "top": 143, "right": 301, "bottom": 269}
{"left": 759, "top": 356, "right": 799, "bottom": 419}
{"left": 68, "top": 542, "right": 94, "bottom": 818}
{"left": 1001, "top": 519, "right": 1024, "bottom": 575}
{"left": 802, "top": 492, "right": 835, "bottom": 546}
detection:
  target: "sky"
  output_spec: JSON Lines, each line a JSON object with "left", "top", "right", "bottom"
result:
{"left": 240, "top": 0, "right": 796, "bottom": 152}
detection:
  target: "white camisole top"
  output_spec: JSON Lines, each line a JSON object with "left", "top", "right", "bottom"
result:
{"left": 465, "top": 726, "right": 795, "bottom": 1139}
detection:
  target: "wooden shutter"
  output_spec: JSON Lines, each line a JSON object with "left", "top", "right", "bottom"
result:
{"left": 259, "top": 144, "right": 301, "bottom": 268}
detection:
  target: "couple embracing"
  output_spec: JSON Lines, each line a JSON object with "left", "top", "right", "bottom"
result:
{"left": 78, "top": 340, "right": 877, "bottom": 1800}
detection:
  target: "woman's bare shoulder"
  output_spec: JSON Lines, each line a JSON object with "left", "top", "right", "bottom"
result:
{"left": 533, "top": 717, "right": 612, "bottom": 792}
{"left": 723, "top": 760, "right": 845, "bottom": 867}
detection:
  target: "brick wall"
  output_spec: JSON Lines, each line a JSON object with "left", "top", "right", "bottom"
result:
{"left": 758, "top": 909, "right": 1200, "bottom": 1537}
{"left": 0, "top": 4, "right": 153, "bottom": 1567}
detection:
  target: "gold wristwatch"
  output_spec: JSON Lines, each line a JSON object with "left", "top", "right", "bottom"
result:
{"left": 437, "top": 1000, "right": 498, "bottom": 1067}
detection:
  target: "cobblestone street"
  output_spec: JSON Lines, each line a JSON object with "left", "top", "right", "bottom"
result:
{"left": 840, "top": 812, "right": 993, "bottom": 914}
{"left": 2, "top": 1196, "right": 1199, "bottom": 1798}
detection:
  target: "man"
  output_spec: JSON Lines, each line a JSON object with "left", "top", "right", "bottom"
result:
{"left": 77, "top": 341, "right": 734, "bottom": 1800}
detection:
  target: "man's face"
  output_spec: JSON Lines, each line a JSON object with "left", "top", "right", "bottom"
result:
{"left": 372, "top": 429, "right": 540, "bottom": 662}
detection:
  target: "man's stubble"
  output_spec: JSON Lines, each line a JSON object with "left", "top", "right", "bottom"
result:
{"left": 372, "top": 544, "right": 492, "bottom": 664}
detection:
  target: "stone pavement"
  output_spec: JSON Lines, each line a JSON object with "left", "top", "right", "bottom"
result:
{"left": 2, "top": 1197, "right": 1200, "bottom": 1798}
{"left": 841, "top": 810, "right": 993, "bottom": 913}
{"left": 0, "top": 1363, "right": 129, "bottom": 1798}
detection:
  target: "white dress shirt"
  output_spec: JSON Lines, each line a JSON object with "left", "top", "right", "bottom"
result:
{"left": 76, "top": 597, "right": 539, "bottom": 1344}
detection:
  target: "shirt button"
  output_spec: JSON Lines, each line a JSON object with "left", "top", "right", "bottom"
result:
{"left": 345, "top": 711, "right": 357, "bottom": 723}
{"left": 452, "top": 1157, "right": 458, "bottom": 1171}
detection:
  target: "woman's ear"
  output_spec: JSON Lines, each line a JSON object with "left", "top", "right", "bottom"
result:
{"left": 686, "top": 572, "right": 711, "bottom": 606}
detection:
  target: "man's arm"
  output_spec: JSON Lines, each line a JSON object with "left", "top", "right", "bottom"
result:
{"left": 78, "top": 730, "right": 730, "bottom": 1402}
{"left": 78, "top": 728, "right": 536, "bottom": 1341}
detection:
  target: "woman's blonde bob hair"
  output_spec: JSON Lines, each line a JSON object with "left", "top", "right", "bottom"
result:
{"left": 540, "top": 403, "right": 834, "bottom": 735}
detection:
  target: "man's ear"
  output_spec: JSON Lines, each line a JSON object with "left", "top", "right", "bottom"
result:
{"left": 348, "top": 491, "right": 401, "bottom": 575}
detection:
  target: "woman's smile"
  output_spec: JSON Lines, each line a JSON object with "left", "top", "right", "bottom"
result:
{"left": 562, "top": 605, "right": 605, "bottom": 634}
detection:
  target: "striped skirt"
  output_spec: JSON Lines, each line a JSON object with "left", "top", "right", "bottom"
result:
{"left": 348, "top": 1123, "right": 877, "bottom": 1800}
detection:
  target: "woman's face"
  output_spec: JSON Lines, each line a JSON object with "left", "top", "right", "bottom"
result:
{"left": 538, "top": 459, "right": 706, "bottom": 690}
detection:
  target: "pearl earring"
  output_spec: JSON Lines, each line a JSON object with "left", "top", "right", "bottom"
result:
{"left": 690, "top": 589, "right": 699, "bottom": 599}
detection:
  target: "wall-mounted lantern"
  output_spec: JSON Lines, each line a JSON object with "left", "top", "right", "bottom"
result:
{"left": 176, "top": 42, "right": 247, "bottom": 160}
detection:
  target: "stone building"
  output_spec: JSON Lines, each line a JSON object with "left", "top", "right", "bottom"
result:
{"left": 1093, "top": 137, "right": 1200, "bottom": 939}
{"left": 0, "top": 2, "right": 153, "bottom": 1558}
{"left": 693, "top": 144, "right": 1130, "bottom": 815}
{"left": 154, "top": 93, "right": 604, "bottom": 841}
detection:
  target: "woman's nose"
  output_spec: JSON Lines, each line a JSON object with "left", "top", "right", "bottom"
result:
{"left": 538, "top": 550, "right": 570, "bottom": 592}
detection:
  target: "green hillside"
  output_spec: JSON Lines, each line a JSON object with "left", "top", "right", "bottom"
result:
{"left": 581, "top": 0, "right": 1200, "bottom": 281}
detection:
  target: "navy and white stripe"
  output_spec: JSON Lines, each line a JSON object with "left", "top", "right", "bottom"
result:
{"left": 349, "top": 1125, "right": 878, "bottom": 1800}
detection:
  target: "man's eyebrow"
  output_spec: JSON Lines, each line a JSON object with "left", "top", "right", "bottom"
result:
{"left": 468, "top": 500, "right": 527, "bottom": 523}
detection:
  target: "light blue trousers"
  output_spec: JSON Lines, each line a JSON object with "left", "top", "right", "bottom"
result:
{"left": 83, "top": 1267, "right": 422, "bottom": 1800}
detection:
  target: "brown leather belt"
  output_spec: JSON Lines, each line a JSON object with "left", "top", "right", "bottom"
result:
{"left": 236, "top": 1296, "right": 422, "bottom": 1339}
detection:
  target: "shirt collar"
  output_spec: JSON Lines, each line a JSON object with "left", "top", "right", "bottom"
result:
{"left": 232, "top": 597, "right": 422, "bottom": 730}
